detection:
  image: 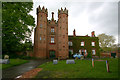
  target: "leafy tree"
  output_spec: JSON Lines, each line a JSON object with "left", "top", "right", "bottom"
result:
{"left": 2, "top": 2, "right": 35, "bottom": 54}
{"left": 98, "top": 33, "right": 115, "bottom": 52}
{"left": 22, "top": 39, "right": 33, "bottom": 52}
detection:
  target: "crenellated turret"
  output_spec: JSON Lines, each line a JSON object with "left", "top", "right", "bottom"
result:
{"left": 58, "top": 7, "right": 68, "bottom": 15}
{"left": 34, "top": 5, "right": 48, "bottom": 58}
{"left": 36, "top": 5, "right": 48, "bottom": 15}
{"left": 58, "top": 7, "right": 68, "bottom": 59}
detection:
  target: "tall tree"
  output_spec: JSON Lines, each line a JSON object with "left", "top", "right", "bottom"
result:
{"left": 98, "top": 33, "right": 115, "bottom": 52}
{"left": 2, "top": 2, "right": 35, "bottom": 54}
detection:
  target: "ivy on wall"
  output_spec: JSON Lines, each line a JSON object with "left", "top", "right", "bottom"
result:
{"left": 69, "top": 36, "right": 100, "bottom": 57}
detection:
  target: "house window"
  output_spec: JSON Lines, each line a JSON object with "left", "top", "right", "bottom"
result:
{"left": 81, "top": 41, "right": 84, "bottom": 46}
{"left": 85, "top": 50, "right": 87, "bottom": 54}
{"left": 92, "top": 42, "right": 95, "bottom": 46}
{"left": 51, "top": 28, "right": 54, "bottom": 32}
{"left": 40, "top": 24, "right": 42, "bottom": 28}
{"left": 92, "top": 49, "right": 96, "bottom": 55}
{"left": 68, "top": 41, "right": 72, "bottom": 46}
{"left": 40, "top": 37, "right": 41, "bottom": 40}
{"left": 51, "top": 37, "right": 54, "bottom": 43}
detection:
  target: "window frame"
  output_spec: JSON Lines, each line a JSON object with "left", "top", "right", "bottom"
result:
{"left": 51, "top": 37, "right": 54, "bottom": 43}
{"left": 81, "top": 41, "right": 85, "bottom": 46}
{"left": 40, "top": 24, "right": 42, "bottom": 28}
{"left": 68, "top": 41, "right": 73, "bottom": 46}
{"left": 92, "top": 49, "right": 96, "bottom": 55}
{"left": 51, "top": 28, "right": 54, "bottom": 32}
{"left": 91, "top": 41, "right": 95, "bottom": 46}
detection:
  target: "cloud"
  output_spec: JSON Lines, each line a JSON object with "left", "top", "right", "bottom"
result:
{"left": 30, "top": 1, "right": 118, "bottom": 44}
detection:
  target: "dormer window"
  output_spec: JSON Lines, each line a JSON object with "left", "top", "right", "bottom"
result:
{"left": 81, "top": 41, "right": 84, "bottom": 46}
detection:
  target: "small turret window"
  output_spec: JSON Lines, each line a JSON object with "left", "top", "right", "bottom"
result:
{"left": 40, "top": 37, "right": 41, "bottom": 40}
{"left": 40, "top": 24, "right": 42, "bottom": 28}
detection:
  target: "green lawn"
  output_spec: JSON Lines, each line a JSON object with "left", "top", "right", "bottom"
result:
{"left": 0, "top": 59, "right": 29, "bottom": 69}
{"left": 36, "top": 58, "right": 118, "bottom": 78}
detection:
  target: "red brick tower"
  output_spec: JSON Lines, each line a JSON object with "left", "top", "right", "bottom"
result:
{"left": 58, "top": 7, "right": 68, "bottom": 59}
{"left": 34, "top": 6, "right": 48, "bottom": 58}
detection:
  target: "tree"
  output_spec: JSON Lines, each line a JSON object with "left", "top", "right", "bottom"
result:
{"left": 2, "top": 2, "right": 35, "bottom": 54}
{"left": 98, "top": 33, "right": 115, "bottom": 52}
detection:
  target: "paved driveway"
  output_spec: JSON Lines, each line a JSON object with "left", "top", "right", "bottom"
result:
{"left": 2, "top": 59, "right": 51, "bottom": 79}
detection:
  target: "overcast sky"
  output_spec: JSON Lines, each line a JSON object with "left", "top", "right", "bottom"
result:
{"left": 30, "top": 0, "right": 119, "bottom": 44}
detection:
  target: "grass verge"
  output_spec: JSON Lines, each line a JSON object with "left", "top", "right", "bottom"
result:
{"left": 0, "top": 59, "right": 29, "bottom": 69}
{"left": 36, "top": 58, "right": 118, "bottom": 78}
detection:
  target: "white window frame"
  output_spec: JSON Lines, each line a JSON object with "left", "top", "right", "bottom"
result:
{"left": 51, "top": 37, "right": 54, "bottom": 43}
{"left": 92, "top": 42, "right": 95, "bottom": 46}
{"left": 81, "top": 41, "right": 84, "bottom": 46}
{"left": 92, "top": 49, "right": 96, "bottom": 55}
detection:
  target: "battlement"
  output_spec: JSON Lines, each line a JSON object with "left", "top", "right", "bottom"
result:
{"left": 36, "top": 5, "right": 48, "bottom": 15}
{"left": 47, "top": 20, "right": 58, "bottom": 24}
{"left": 58, "top": 7, "right": 68, "bottom": 15}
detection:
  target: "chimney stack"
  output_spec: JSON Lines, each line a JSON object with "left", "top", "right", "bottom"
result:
{"left": 91, "top": 31, "right": 95, "bottom": 37}
{"left": 52, "top": 12, "right": 54, "bottom": 20}
{"left": 73, "top": 29, "right": 76, "bottom": 37}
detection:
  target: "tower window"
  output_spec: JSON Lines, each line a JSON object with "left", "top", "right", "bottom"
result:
{"left": 51, "top": 28, "right": 54, "bottom": 32}
{"left": 92, "top": 42, "right": 95, "bottom": 46}
{"left": 40, "top": 24, "right": 42, "bottom": 28}
{"left": 51, "top": 37, "right": 54, "bottom": 43}
{"left": 81, "top": 41, "right": 84, "bottom": 46}
{"left": 40, "top": 37, "right": 41, "bottom": 40}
